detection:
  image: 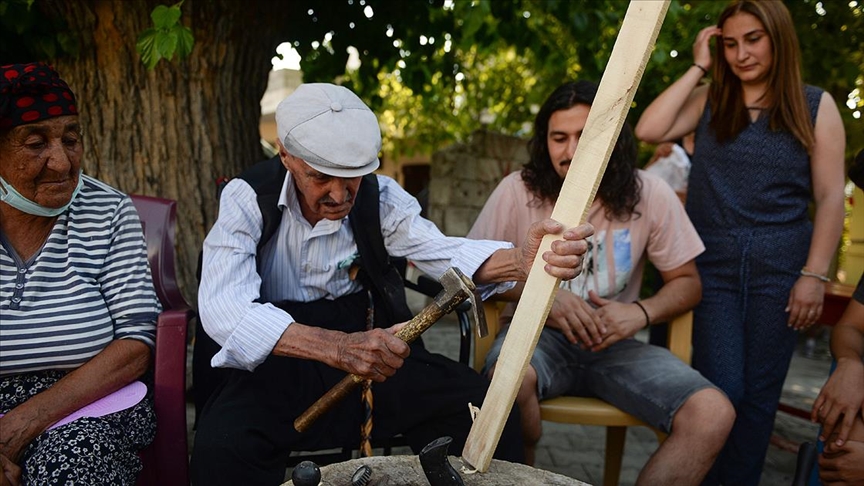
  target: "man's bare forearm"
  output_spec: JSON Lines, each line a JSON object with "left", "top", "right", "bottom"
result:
{"left": 640, "top": 273, "right": 701, "bottom": 325}
{"left": 831, "top": 326, "right": 864, "bottom": 365}
{"left": 272, "top": 323, "right": 341, "bottom": 365}
{"left": 474, "top": 248, "right": 527, "bottom": 284}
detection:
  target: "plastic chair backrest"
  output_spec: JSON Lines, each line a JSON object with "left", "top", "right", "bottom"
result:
{"left": 130, "top": 194, "right": 191, "bottom": 486}
{"left": 131, "top": 195, "right": 186, "bottom": 311}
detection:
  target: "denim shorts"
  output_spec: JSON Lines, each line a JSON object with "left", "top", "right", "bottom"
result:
{"left": 483, "top": 326, "right": 717, "bottom": 433}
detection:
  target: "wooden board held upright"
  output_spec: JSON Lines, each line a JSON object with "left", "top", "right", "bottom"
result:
{"left": 461, "top": 0, "right": 671, "bottom": 472}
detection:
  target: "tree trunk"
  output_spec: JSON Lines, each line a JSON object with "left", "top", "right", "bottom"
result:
{"left": 39, "top": 0, "right": 293, "bottom": 305}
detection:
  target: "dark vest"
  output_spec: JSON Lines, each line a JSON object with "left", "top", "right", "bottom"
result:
{"left": 237, "top": 156, "right": 414, "bottom": 327}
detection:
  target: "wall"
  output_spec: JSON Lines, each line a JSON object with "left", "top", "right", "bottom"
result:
{"left": 428, "top": 130, "right": 529, "bottom": 236}
{"left": 259, "top": 68, "right": 303, "bottom": 147}
{"left": 843, "top": 186, "right": 864, "bottom": 285}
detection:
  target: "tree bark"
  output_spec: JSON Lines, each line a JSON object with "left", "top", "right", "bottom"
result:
{"left": 38, "top": 0, "right": 294, "bottom": 305}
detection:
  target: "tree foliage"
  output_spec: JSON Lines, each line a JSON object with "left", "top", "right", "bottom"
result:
{"left": 1, "top": 0, "right": 861, "bottom": 299}
{"left": 289, "top": 0, "right": 864, "bottom": 161}
{"left": 135, "top": 1, "right": 194, "bottom": 70}
{"left": 3, "top": 0, "right": 860, "bottom": 159}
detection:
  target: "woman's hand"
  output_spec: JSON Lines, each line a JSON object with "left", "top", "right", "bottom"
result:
{"left": 0, "top": 414, "right": 35, "bottom": 465}
{"left": 786, "top": 276, "right": 825, "bottom": 330}
{"left": 0, "top": 339, "right": 151, "bottom": 470}
{"left": 693, "top": 25, "right": 721, "bottom": 71}
{"left": 0, "top": 452, "right": 21, "bottom": 486}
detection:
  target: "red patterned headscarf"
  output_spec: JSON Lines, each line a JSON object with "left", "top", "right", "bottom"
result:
{"left": 0, "top": 62, "right": 78, "bottom": 130}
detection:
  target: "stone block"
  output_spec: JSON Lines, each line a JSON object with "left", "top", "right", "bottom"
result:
{"left": 443, "top": 207, "right": 481, "bottom": 237}
{"left": 428, "top": 179, "right": 451, "bottom": 206}
{"left": 474, "top": 157, "right": 520, "bottom": 183}
{"left": 427, "top": 206, "right": 446, "bottom": 230}
{"left": 284, "top": 456, "right": 589, "bottom": 485}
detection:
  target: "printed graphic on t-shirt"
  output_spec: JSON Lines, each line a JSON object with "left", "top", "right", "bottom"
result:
{"left": 561, "top": 229, "right": 632, "bottom": 300}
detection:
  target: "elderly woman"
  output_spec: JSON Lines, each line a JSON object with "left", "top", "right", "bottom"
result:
{"left": 0, "top": 63, "right": 158, "bottom": 485}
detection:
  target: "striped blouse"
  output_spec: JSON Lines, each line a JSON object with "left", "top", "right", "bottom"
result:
{"left": 0, "top": 175, "right": 159, "bottom": 376}
{"left": 199, "top": 173, "right": 513, "bottom": 372}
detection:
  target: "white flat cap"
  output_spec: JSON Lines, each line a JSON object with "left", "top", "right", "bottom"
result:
{"left": 276, "top": 83, "right": 381, "bottom": 177}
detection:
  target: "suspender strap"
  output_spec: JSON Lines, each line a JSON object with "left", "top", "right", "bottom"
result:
{"left": 349, "top": 175, "right": 414, "bottom": 327}
{"left": 237, "top": 156, "right": 286, "bottom": 261}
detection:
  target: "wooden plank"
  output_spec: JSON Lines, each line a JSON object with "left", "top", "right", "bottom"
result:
{"left": 461, "top": 0, "right": 671, "bottom": 471}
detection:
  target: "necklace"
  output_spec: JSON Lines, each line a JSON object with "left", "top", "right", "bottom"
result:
{"left": 746, "top": 106, "right": 766, "bottom": 110}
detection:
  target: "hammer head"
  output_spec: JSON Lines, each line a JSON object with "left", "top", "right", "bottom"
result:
{"left": 435, "top": 268, "right": 488, "bottom": 338}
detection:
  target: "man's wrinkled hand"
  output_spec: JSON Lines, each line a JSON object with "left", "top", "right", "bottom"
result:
{"left": 334, "top": 329, "right": 410, "bottom": 382}
{"left": 521, "top": 220, "right": 593, "bottom": 281}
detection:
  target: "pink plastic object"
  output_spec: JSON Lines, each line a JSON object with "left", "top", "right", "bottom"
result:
{"left": 0, "top": 381, "right": 146, "bottom": 428}
{"left": 54, "top": 381, "right": 147, "bottom": 429}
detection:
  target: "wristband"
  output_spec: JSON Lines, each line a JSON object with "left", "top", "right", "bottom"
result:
{"left": 633, "top": 301, "right": 650, "bottom": 328}
{"left": 800, "top": 268, "right": 830, "bottom": 282}
{"left": 692, "top": 63, "right": 709, "bottom": 75}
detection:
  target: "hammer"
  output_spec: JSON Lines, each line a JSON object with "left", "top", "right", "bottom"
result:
{"left": 294, "top": 267, "right": 486, "bottom": 433}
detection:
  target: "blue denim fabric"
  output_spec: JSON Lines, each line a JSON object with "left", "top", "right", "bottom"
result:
{"left": 692, "top": 224, "right": 809, "bottom": 486}
{"left": 484, "top": 326, "right": 715, "bottom": 433}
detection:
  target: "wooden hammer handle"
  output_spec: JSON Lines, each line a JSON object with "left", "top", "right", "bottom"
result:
{"left": 394, "top": 301, "right": 447, "bottom": 343}
{"left": 294, "top": 296, "right": 463, "bottom": 433}
{"left": 294, "top": 373, "right": 365, "bottom": 433}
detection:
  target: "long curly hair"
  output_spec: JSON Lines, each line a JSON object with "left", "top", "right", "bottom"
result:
{"left": 523, "top": 80, "right": 641, "bottom": 221}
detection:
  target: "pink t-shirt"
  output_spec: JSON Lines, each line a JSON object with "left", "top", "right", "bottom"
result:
{"left": 468, "top": 170, "right": 704, "bottom": 318}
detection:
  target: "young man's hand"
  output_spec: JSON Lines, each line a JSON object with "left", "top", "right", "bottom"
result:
{"left": 546, "top": 291, "right": 605, "bottom": 347}
{"left": 819, "top": 440, "right": 864, "bottom": 486}
{"left": 588, "top": 291, "right": 648, "bottom": 351}
{"left": 813, "top": 358, "right": 864, "bottom": 448}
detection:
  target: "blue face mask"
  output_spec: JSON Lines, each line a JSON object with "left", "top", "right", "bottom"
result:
{"left": 0, "top": 171, "right": 83, "bottom": 217}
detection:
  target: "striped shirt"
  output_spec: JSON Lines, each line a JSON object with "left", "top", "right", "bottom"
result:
{"left": 0, "top": 175, "right": 159, "bottom": 376}
{"left": 199, "top": 173, "right": 513, "bottom": 371}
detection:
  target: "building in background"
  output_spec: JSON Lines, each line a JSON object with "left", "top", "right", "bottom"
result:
{"left": 259, "top": 68, "right": 302, "bottom": 155}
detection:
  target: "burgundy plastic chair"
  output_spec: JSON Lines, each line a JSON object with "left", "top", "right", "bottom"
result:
{"left": 130, "top": 194, "right": 192, "bottom": 486}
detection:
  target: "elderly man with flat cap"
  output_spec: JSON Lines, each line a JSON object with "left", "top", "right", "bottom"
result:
{"left": 190, "top": 83, "right": 593, "bottom": 485}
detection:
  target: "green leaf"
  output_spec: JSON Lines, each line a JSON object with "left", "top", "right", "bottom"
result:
{"left": 151, "top": 4, "right": 181, "bottom": 30}
{"left": 156, "top": 31, "right": 178, "bottom": 60}
{"left": 172, "top": 24, "right": 194, "bottom": 57}
{"left": 34, "top": 35, "right": 55, "bottom": 58}
{"left": 136, "top": 28, "right": 162, "bottom": 70}
{"left": 56, "top": 32, "right": 79, "bottom": 57}
{"left": 460, "top": 5, "right": 486, "bottom": 41}
{"left": 136, "top": 2, "right": 193, "bottom": 69}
